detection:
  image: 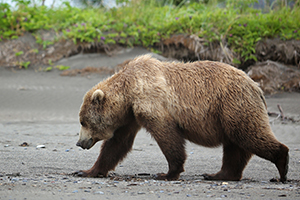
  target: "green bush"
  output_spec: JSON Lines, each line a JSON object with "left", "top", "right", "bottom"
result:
{"left": 1, "top": 0, "right": 299, "bottom": 62}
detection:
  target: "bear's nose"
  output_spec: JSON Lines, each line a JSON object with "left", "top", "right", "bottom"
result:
{"left": 76, "top": 141, "right": 82, "bottom": 147}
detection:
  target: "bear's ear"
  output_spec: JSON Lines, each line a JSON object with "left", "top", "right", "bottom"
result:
{"left": 91, "top": 89, "right": 105, "bottom": 103}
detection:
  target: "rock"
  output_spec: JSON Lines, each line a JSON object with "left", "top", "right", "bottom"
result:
{"left": 247, "top": 61, "right": 300, "bottom": 94}
{"left": 19, "top": 142, "right": 29, "bottom": 147}
{"left": 137, "top": 191, "right": 145, "bottom": 195}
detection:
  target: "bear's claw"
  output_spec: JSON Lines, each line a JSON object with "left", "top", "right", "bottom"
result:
{"left": 201, "top": 173, "right": 212, "bottom": 180}
{"left": 72, "top": 171, "right": 85, "bottom": 177}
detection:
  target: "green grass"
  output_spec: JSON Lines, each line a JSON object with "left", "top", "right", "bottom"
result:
{"left": 1, "top": 0, "right": 299, "bottom": 63}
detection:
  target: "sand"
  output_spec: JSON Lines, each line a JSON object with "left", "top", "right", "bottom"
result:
{"left": 0, "top": 48, "right": 299, "bottom": 199}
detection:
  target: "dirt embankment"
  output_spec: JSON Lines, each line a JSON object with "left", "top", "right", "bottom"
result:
{"left": 160, "top": 34, "right": 300, "bottom": 69}
{"left": 1, "top": 32, "right": 300, "bottom": 94}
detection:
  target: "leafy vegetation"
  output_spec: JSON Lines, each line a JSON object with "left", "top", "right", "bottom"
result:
{"left": 1, "top": 0, "right": 299, "bottom": 64}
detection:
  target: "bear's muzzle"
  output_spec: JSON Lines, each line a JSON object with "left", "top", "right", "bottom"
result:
{"left": 76, "top": 138, "right": 93, "bottom": 150}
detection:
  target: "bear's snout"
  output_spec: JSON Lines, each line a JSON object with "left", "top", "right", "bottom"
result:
{"left": 76, "top": 138, "right": 93, "bottom": 150}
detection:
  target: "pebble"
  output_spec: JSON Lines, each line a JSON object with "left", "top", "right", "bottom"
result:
{"left": 278, "top": 194, "right": 287, "bottom": 197}
{"left": 36, "top": 145, "right": 45, "bottom": 149}
{"left": 261, "top": 181, "right": 268, "bottom": 184}
{"left": 95, "top": 191, "right": 104, "bottom": 194}
{"left": 137, "top": 191, "right": 145, "bottom": 195}
{"left": 72, "top": 190, "right": 78, "bottom": 193}
{"left": 171, "top": 181, "right": 181, "bottom": 184}
{"left": 65, "top": 149, "right": 70, "bottom": 152}
{"left": 19, "top": 142, "right": 29, "bottom": 147}
{"left": 4, "top": 144, "right": 10, "bottom": 147}
{"left": 11, "top": 177, "right": 19, "bottom": 182}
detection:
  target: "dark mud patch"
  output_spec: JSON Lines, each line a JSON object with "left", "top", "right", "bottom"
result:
{"left": 58, "top": 59, "right": 131, "bottom": 77}
{"left": 60, "top": 66, "right": 115, "bottom": 76}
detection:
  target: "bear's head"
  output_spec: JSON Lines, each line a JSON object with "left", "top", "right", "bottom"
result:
{"left": 76, "top": 88, "right": 130, "bottom": 149}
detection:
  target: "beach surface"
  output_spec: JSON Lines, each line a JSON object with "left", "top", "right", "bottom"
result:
{"left": 0, "top": 48, "right": 300, "bottom": 199}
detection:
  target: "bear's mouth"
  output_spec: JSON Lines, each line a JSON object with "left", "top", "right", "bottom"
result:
{"left": 76, "top": 138, "right": 94, "bottom": 150}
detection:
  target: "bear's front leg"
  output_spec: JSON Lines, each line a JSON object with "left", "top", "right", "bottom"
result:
{"left": 153, "top": 135, "right": 186, "bottom": 181}
{"left": 144, "top": 120, "right": 187, "bottom": 181}
{"left": 74, "top": 120, "right": 141, "bottom": 178}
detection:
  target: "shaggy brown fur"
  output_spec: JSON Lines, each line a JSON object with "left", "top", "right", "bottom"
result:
{"left": 74, "top": 55, "right": 289, "bottom": 182}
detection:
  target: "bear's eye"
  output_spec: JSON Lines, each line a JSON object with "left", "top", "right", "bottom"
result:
{"left": 80, "top": 121, "right": 87, "bottom": 127}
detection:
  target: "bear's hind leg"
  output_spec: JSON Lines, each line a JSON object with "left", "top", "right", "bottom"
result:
{"left": 74, "top": 120, "right": 141, "bottom": 177}
{"left": 273, "top": 144, "right": 289, "bottom": 182}
{"left": 249, "top": 142, "right": 289, "bottom": 183}
{"left": 228, "top": 129, "right": 289, "bottom": 183}
{"left": 202, "top": 143, "right": 252, "bottom": 181}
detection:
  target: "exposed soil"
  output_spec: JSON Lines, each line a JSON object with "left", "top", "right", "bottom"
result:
{"left": 160, "top": 34, "right": 237, "bottom": 66}
{"left": 0, "top": 30, "right": 120, "bottom": 68}
{"left": 256, "top": 38, "right": 300, "bottom": 68}
{"left": 1, "top": 31, "right": 300, "bottom": 94}
{"left": 1, "top": 31, "right": 300, "bottom": 69}
{"left": 159, "top": 34, "right": 300, "bottom": 69}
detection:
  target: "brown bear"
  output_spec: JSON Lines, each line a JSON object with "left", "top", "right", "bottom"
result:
{"left": 74, "top": 55, "right": 289, "bottom": 182}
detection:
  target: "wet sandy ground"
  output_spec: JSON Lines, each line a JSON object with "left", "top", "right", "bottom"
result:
{"left": 0, "top": 49, "right": 300, "bottom": 199}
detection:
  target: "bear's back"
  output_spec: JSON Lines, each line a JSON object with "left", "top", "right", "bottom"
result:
{"left": 121, "top": 55, "right": 263, "bottom": 112}
{"left": 117, "top": 55, "right": 266, "bottom": 146}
